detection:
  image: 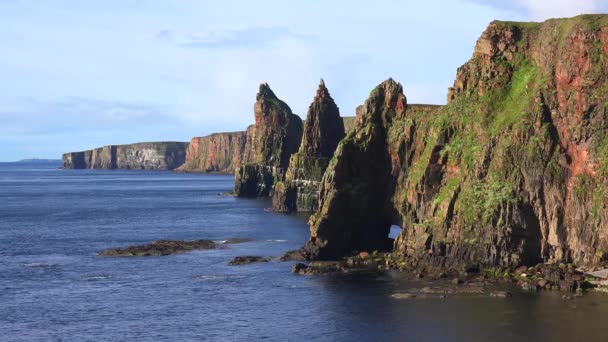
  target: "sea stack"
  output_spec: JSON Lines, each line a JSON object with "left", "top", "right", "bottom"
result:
{"left": 234, "top": 83, "right": 303, "bottom": 197}
{"left": 272, "top": 79, "right": 345, "bottom": 212}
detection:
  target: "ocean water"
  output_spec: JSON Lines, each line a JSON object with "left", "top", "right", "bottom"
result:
{"left": 2, "top": 162, "right": 608, "bottom": 342}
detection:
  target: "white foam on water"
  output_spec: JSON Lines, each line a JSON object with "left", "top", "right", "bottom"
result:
{"left": 194, "top": 275, "right": 247, "bottom": 281}
{"left": 83, "top": 275, "right": 112, "bottom": 281}
{"left": 22, "top": 262, "right": 51, "bottom": 268}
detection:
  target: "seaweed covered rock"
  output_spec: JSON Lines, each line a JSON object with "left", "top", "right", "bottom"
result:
{"left": 301, "top": 15, "right": 608, "bottom": 272}
{"left": 272, "top": 80, "right": 345, "bottom": 212}
{"left": 234, "top": 84, "right": 303, "bottom": 197}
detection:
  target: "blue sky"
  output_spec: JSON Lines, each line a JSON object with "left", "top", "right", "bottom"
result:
{"left": 1, "top": 0, "right": 607, "bottom": 161}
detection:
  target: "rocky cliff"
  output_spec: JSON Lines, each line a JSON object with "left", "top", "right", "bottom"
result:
{"left": 62, "top": 142, "right": 188, "bottom": 170}
{"left": 302, "top": 15, "right": 608, "bottom": 272}
{"left": 175, "top": 117, "right": 354, "bottom": 175}
{"left": 272, "top": 80, "right": 345, "bottom": 212}
{"left": 176, "top": 132, "right": 247, "bottom": 173}
{"left": 234, "top": 84, "right": 303, "bottom": 197}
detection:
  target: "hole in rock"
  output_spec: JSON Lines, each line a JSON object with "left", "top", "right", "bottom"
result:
{"left": 388, "top": 225, "right": 402, "bottom": 240}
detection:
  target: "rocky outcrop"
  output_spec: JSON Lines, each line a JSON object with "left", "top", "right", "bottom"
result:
{"left": 301, "top": 15, "right": 608, "bottom": 273}
{"left": 272, "top": 80, "right": 345, "bottom": 212}
{"left": 98, "top": 238, "right": 253, "bottom": 257}
{"left": 99, "top": 240, "right": 217, "bottom": 256}
{"left": 234, "top": 84, "right": 303, "bottom": 197}
{"left": 62, "top": 142, "right": 189, "bottom": 170}
{"left": 176, "top": 132, "right": 247, "bottom": 173}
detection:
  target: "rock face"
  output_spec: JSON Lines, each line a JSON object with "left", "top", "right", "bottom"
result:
{"left": 342, "top": 117, "right": 356, "bottom": 133}
{"left": 272, "top": 80, "right": 345, "bottom": 212}
{"left": 177, "top": 132, "right": 247, "bottom": 173}
{"left": 62, "top": 142, "right": 189, "bottom": 170}
{"left": 234, "top": 84, "right": 303, "bottom": 197}
{"left": 302, "top": 15, "right": 608, "bottom": 272}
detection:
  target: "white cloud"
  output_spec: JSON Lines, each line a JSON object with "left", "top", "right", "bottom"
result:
{"left": 519, "top": 0, "right": 606, "bottom": 20}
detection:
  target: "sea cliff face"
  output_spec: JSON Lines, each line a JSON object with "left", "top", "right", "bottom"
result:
{"left": 62, "top": 142, "right": 188, "bottom": 170}
{"left": 272, "top": 80, "right": 345, "bottom": 212}
{"left": 176, "top": 132, "right": 247, "bottom": 173}
{"left": 234, "top": 84, "right": 303, "bottom": 197}
{"left": 302, "top": 15, "right": 608, "bottom": 272}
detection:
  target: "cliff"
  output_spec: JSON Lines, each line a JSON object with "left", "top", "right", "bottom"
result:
{"left": 302, "top": 15, "right": 608, "bottom": 272}
{"left": 176, "top": 132, "right": 247, "bottom": 173}
{"left": 272, "top": 79, "right": 345, "bottom": 212}
{"left": 175, "top": 117, "right": 354, "bottom": 174}
{"left": 62, "top": 142, "right": 189, "bottom": 170}
{"left": 234, "top": 83, "right": 304, "bottom": 197}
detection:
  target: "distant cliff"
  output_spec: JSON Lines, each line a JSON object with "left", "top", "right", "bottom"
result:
{"left": 234, "top": 84, "right": 303, "bottom": 197}
{"left": 176, "top": 132, "right": 247, "bottom": 173}
{"left": 62, "top": 142, "right": 188, "bottom": 170}
{"left": 177, "top": 117, "right": 355, "bottom": 174}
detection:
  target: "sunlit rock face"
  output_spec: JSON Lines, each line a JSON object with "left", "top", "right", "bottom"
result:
{"left": 302, "top": 16, "right": 608, "bottom": 272}
{"left": 62, "top": 142, "right": 189, "bottom": 170}
{"left": 272, "top": 79, "right": 345, "bottom": 213}
{"left": 234, "top": 83, "right": 303, "bottom": 198}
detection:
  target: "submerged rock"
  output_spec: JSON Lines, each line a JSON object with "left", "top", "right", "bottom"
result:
{"left": 228, "top": 256, "right": 271, "bottom": 265}
{"left": 98, "top": 240, "right": 218, "bottom": 257}
{"left": 98, "top": 238, "right": 252, "bottom": 257}
{"left": 391, "top": 293, "right": 416, "bottom": 299}
{"left": 280, "top": 249, "right": 306, "bottom": 261}
{"left": 291, "top": 261, "right": 346, "bottom": 275}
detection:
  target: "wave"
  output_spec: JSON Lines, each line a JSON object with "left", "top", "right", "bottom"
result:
{"left": 194, "top": 275, "right": 247, "bottom": 281}
{"left": 83, "top": 275, "right": 112, "bottom": 281}
{"left": 266, "top": 239, "right": 287, "bottom": 243}
{"left": 22, "top": 262, "right": 52, "bottom": 268}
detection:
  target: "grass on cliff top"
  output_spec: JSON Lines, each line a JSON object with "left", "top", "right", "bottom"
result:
{"left": 497, "top": 14, "right": 608, "bottom": 31}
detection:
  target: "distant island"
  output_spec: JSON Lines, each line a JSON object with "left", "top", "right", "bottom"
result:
{"left": 8, "top": 158, "right": 62, "bottom": 164}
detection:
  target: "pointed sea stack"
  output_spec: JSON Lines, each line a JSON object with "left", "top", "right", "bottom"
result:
{"left": 234, "top": 83, "right": 303, "bottom": 197}
{"left": 272, "top": 79, "right": 345, "bottom": 212}
{"left": 301, "top": 79, "right": 410, "bottom": 260}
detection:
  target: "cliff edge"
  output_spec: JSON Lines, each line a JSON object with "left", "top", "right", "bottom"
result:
{"left": 302, "top": 15, "right": 608, "bottom": 272}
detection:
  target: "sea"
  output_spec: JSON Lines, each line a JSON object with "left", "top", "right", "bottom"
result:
{"left": 1, "top": 161, "right": 608, "bottom": 341}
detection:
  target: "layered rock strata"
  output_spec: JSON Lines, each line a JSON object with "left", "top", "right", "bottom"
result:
{"left": 272, "top": 80, "right": 345, "bottom": 212}
{"left": 234, "top": 84, "right": 303, "bottom": 197}
{"left": 302, "top": 15, "right": 608, "bottom": 273}
{"left": 177, "top": 132, "right": 247, "bottom": 173}
{"left": 62, "top": 142, "right": 188, "bottom": 170}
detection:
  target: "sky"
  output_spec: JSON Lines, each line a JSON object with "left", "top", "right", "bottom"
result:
{"left": 1, "top": 0, "right": 607, "bottom": 161}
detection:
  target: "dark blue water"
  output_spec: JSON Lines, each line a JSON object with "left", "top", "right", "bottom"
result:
{"left": 2, "top": 162, "right": 608, "bottom": 342}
